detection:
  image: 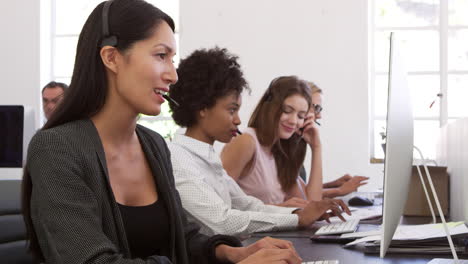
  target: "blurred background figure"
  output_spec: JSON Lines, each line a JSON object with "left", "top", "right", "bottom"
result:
{"left": 41, "top": 81, "right": 68, "bottom": 120}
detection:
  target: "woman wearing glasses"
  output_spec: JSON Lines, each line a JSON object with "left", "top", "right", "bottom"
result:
{"left": 221, "top": 76, "right": 325, "bottom": 208}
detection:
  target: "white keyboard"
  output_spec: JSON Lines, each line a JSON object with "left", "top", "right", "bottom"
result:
{"left": 314, "top": 219, "right": 359, "bottom": 235}
{"left": 428, "top": 259, "right": 468, "bottom": 264}
{"left": 302, "top": 261, "right": 339, "bottom": 264}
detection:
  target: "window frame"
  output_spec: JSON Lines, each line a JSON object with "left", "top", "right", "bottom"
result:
{"left": 369, "top": 0, "right": 468, "bottom": 161}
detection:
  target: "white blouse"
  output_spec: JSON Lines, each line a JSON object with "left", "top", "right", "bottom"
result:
{"left": 168, "top": 134, "right": 298, "bottom": 238}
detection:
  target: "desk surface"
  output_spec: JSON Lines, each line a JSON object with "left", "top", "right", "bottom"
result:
{"left": 243, "top": 216, "right": 463, "bottom": 264}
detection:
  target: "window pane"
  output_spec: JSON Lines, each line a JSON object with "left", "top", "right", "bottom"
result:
{"left": 375, "top": 30, "right": 439, "bottom": 72}
{"left": 54, "top": 36, "right": 78, "bottom": 77}
{"left": 414, "top": 120, "right": 439, "bottom": 160}
{"left": 54, "top": 77, "right": 71, "bottom": 86}
{"left": 55, "top": 0, "right": 102, "bottom": 35}
{"left": 374, "top": 31, "right": 391, "bottom": 73}
{"left": 375, "top": 0, "right": 439, "bottom": 28}
{"left": 448, "top": 74, "right": 468, "bottom": 117}
{"left": 373, "top": 120, "right": 439, "bottom": 160}
{"left": 408, "top": 75, "right": 440, "bottom": 117}
{"left": 138, "top": 119, "right": 179, "bottom": 140}
{"left": 374, "top": 75, "right": 389, "bottom": 117}
{"left": 56, "top": 1, "right": 179, "bottom": 35}
{"left": 448, "top": 118, "right": 459, "bottom": 124}
{"left": 375, "top": 74, "right": 440, "bottom": 118}
{"left": 148, "top": 0, "right": 179, "bottom": 29}
{"left": 449, "top": 0, "right": 468, "bottom": 26}
{"left": 158, "top": 101, "right": 172, "bottom": 118}
{"left": 448, "top": 29, "right": 468, "bottom": 71}
{"left": 373, "top": 120, "right": 387, "bottom": 159}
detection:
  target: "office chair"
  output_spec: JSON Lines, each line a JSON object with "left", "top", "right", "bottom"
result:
{"left": 0, "top": 180, "right": 34, "bottom": 263}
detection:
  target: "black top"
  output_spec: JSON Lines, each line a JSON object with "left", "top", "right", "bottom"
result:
{"left": 27, "top": 119, "right": 242, "bottom": 263}
{"left": 118, "top": 199, "right": 171, "bottom": 259}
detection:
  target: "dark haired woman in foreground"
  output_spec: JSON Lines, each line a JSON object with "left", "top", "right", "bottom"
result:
{"left": 22, "top": 0, "right": 301, "bottom": 263}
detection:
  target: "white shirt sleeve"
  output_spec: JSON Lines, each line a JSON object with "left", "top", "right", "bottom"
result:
{"left": 170, "top": 146, "right": 298, "bottom": 238}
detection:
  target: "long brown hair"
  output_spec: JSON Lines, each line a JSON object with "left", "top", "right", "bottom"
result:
{"left": 22, "top": 0, "right": 174, "bottom": 261}
{"left": 248, "top": 76, "right": 312, "bottom": 192}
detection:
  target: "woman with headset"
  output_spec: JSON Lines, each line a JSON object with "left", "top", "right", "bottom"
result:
{"left": 221, "top": 76, "right": 324, "bottom": 207}
{"left": 222, "top": 78, "right": 367, "bottom": 207}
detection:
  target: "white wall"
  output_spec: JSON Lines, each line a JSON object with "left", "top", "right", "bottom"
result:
{"left": 0, "top": 0, "right": 41, "bottom": 129}
{"left": 0, "top": 1, "right": 40, "bottom": 179}
{"left": 180, "top": 0, "right": 384, "bottom": 190}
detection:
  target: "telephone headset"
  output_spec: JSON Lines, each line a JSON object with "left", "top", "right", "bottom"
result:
{"left": 263, "top": 77, "right": 281, "bottom": 102}
{"left": 98, "top": 1, "right": 182, "bottom": 108}
{"left": 100, "top": 0, "right": 118, "bottom": 47}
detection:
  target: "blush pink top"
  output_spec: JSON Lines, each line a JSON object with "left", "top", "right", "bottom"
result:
{"left": 235, "top": 128, "right": 286, "bottom": 204}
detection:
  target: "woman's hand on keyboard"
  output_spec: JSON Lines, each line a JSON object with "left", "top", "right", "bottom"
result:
{"left": 223, "top": 236, "right": 300, "bottom": 263}
{"left": 295, "top": 199, "right": 351, "bottom": 227}
{"left": 319, "top": 199, "right": 352, "bottom": 223}
{"left": 237, "top": 248, "right": 302, "bottom": 264}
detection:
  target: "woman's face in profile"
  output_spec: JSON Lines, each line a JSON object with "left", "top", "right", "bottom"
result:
{"left": 198, "top": 93, "right": 242, "bottom": 144}
{"left": 114, "top": 21, "right": 178, "bottom": 116}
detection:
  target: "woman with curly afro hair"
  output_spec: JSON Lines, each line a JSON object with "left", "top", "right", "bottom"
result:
{"left": 167, "top": 47, "right": 349, "bottom": 242}
{"left": 169, "top": 47, "right": 247, "bottom": 135}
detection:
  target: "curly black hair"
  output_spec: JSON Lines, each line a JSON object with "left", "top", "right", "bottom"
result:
{"left": 169, "top": 47, "right": 250, "bottom": 127}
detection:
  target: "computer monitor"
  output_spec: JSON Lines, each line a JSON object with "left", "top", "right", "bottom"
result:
{"left": 0, "top": 105, "right": 36, "bottom": 179}
{"left": 379, "top": 32, "right": 414, "bottom": 258}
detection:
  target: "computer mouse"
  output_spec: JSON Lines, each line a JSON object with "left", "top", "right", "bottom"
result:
{"left": 348, "top": 196, "right": 374, "bottom": 206}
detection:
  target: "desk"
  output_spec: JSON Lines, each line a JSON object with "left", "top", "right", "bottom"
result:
{"left": 244, "top": 216, "right": 462, "bottom": 263}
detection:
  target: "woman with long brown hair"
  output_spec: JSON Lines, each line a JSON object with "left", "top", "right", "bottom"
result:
{"left": 221, "top": 76, "right": 323, "bottom": 207}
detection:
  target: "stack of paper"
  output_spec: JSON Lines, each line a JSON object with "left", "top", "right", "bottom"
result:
{"left": 344, "top": 222, "right": 468, "bottom": 255}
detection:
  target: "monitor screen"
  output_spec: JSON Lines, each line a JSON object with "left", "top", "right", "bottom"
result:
{"left": 0, "top": 106, "right": 24, "bottom": 167}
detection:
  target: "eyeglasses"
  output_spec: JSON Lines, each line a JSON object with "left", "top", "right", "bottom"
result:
{"left": 312, "top": 104, "right": 323, "bottom": 114}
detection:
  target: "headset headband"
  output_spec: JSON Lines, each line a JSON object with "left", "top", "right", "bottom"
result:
{"left": 100, "top": 0, "right": 118, "bottom": 47}
{"left": 263, "top": 77, "right": 281, "bottom": 102}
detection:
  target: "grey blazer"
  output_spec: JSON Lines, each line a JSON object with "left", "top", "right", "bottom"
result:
{"left": 26, "top": 119, "right": 240, "bottom": 264}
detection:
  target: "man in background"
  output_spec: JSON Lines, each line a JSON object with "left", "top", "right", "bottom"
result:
{"left": 41, "top": 81, "right": 68, "bottom": 120}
